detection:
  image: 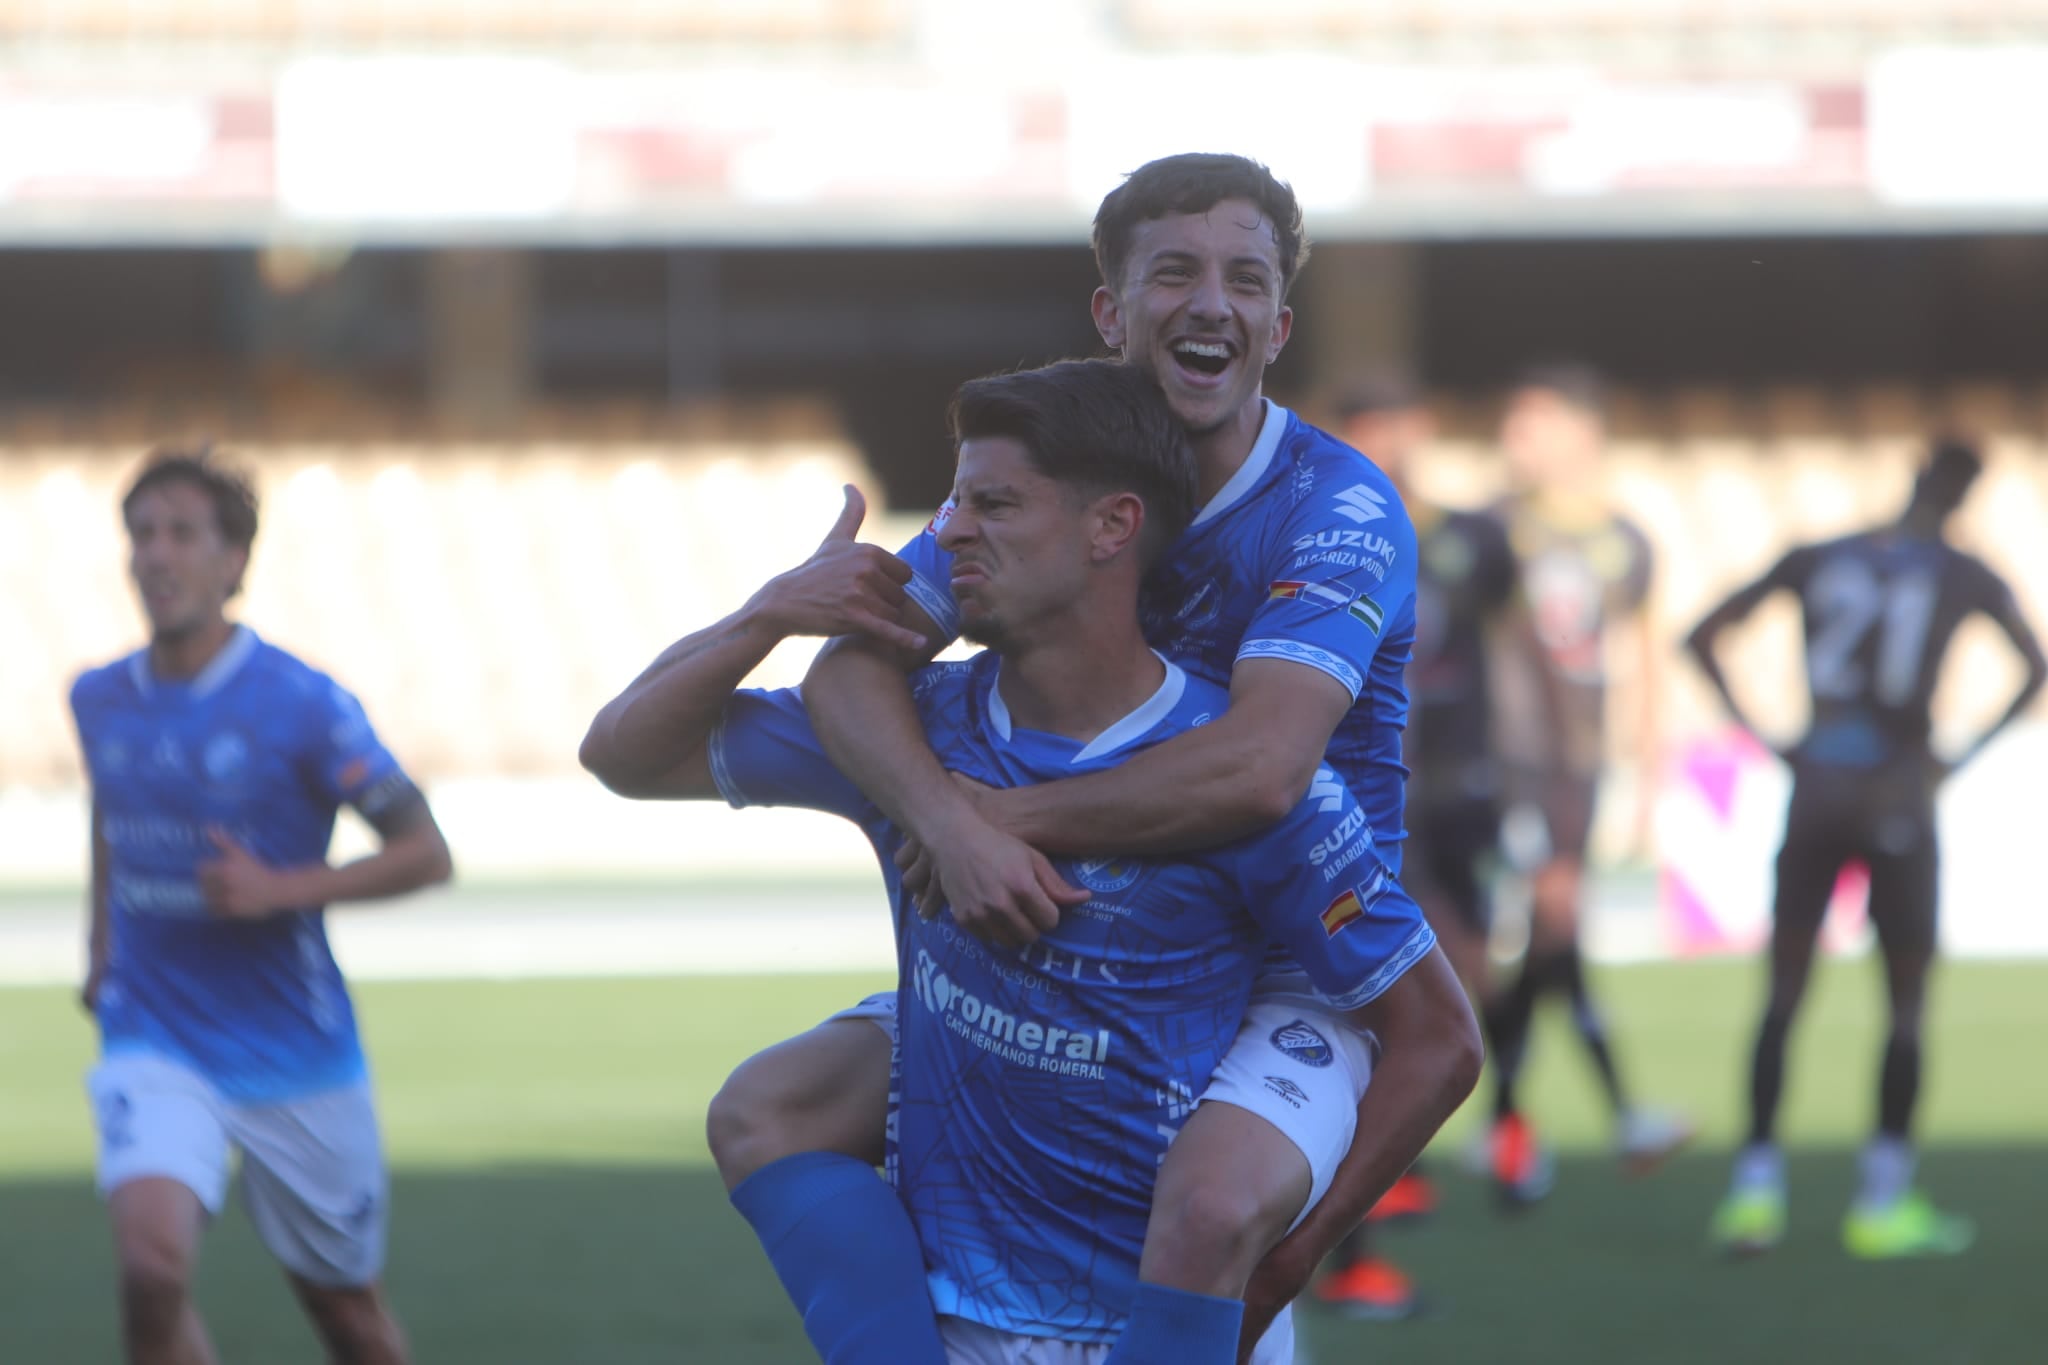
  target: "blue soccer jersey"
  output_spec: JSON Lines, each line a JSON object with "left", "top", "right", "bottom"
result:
{"left": 900, "top": 400, "right": 1419, "bottom": 863}
{"left": 69, "top": 627, "right": 411, "bottom": 1105}
{"left": 711, "top": 653, "right": 1436, "bottom": 1342}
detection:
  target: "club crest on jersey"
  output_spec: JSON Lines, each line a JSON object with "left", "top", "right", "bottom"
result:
{"left": 203, "top": 732, "right": 249, "bottom": 783}
{"left": 1074, "top": 857, "right": 1142, "bottom": 894}
{"left": 1270, "top": 1020, "right": 1334, "bottom": 1068}
{"left": 1176, "top": 580, "right": 1223, "bottom": 627}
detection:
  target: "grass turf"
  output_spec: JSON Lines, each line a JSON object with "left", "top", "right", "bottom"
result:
{"left": 2, "top": 960, "right": 2041, "bottom": 1364}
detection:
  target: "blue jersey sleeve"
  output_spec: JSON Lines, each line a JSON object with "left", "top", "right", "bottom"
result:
{"left": 708, "top": 687, "right": 875, "bottom": 823}
{"left": 306, "top": 677, "right": 410, "bottom": 820}
{"left": 1238, "top": 475, "right": 1420, "bottom": 701}
{"left": 895, "top": 503, "right": 963, "bottom": 646}
{"left": 1227, "top": 766, "right": 1437, "bottom": 1010}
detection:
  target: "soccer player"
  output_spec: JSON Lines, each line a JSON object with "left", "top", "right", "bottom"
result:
{"left": 1688, "top": 436, "right": 2045, "bottom": 1258}
{"left": 581, "top": 358, "right": 1479, "bottom": 1365}
{"left": 70, "top": 450, "right": 453, "bottom": 1365}
{"left": 1483, "top": 363, "right": 1692, "bottom": 1204}
{"left": 1310, "top": 375, "right": 1523, "bottom": 1317}
{"left": 768, "top": 152, "right": 1473, "bottom": 1361}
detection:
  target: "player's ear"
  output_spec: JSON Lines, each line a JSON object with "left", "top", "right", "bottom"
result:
{"left": 1265, "top": 303, "right": 1293, "bottom": 364}
{"left": 1091, "top": 286, "right": 1126, "bottom": 351}
{"left": 225, "top": 546, "right": 250, "bottom": 600}
{"left": 1091, "top": 491, "right": 1144, "bottom": 564}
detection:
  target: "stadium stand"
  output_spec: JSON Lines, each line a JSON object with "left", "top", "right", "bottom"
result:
{"left": 6, "top": 384, "right": 2043, "bottom": 787}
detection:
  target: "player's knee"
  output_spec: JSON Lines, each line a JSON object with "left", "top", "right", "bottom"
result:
{"left": 1145, "top": 1180, "right": 1285, "bottom": 1295}
{"left": 116, "top": 1235, "right": 194, "bottom": 1332}
{"left": 706, "top": 1070, "right": 801, "bottom": 1188}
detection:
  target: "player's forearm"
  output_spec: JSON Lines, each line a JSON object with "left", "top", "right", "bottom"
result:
{"left": 994, "top": 714, "right": 1305, "bottom": 857}
{"left": 802, "top": 638, "right": 967, "bottom": 842}
{"left": 581, "top": 603, "right": 786, "bottom": 793}
{"left": 274, "top": 826, "right": 453, "bottom": 910}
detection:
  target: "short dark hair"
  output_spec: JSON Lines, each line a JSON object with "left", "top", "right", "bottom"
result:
{"left": 1093, "top": 153, "right": 1309, "bottom": 299}
{"left": 122, "top": 448, "right": 260, "bottom": 592}
{"left": 1915, "top": 435, "right": 1983, "bottom": 511}
{"left": 950, "top": 359, "right": 1197, "bottom": 570}
{"left": 1512, "top": 361, "right": 1608, "bottom": 418}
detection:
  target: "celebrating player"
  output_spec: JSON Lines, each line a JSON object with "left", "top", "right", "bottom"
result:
{"left": 1482, "top": 363, "right": 1693, "bottom": 1205}
{"left": 1688, "top": 436, "right": 2045, "bottom": 1258}
{"left": 70, "top": 450, "right": 453, "bottom": 1365}
{"left": 582, "top": 359, "right": 1479, "bottom": 1365}
{"left": 703, "top": 152, "right": 1475, "bottom": 1364}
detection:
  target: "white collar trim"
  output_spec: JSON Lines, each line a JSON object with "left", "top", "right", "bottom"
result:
{"left": 1190, "top": 399, "right": 1289, "bottom": 528}
{"left": 128, "top": 625, "right": 257, "bottom": 700}
{"left": 988, "top": 652, "right": 1187, "bottom": 764}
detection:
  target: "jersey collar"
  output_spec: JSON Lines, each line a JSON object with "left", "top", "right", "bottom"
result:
{"left": 1189, "top": 399, "right": 1289, "bottom": 529}
{"left": 987, "top": 651, "right": 1188, "bottom": 765}
{"left": 127, "top": 624, "right": 257, "bottom": 701}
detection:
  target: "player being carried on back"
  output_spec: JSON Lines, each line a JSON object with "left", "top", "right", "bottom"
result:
{"left": 1687, "top": 436, "right": 2045, "bottom": 1258}
{"left": 582, "top": 358, "right": 1480, "bottom": 1365}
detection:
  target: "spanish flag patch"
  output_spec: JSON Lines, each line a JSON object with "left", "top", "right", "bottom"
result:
{"left": 1322, "top": 887, "right": 1365, "bottom": 937}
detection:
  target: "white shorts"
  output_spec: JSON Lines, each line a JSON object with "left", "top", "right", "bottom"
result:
{"left": 87, "top": 1050, "right": 389, "bottom": 1287}
{"left": 1195, "top": 999, "right": 1376, "bottom": 1226}
{"left": 938, "top": 1312, "right": 1298, "bottom": 1365}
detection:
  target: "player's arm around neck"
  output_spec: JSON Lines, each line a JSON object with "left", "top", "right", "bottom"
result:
{"left": 1239, "top": 947, "right": 1482, "bottom": 1351}
{"left": 994, "top": 657, "right": 1354, "bottom": 857}
{"left": 581, "top": 485, "right": 924, "bottom": 801}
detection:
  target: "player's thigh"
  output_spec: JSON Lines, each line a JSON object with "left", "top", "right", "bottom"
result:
{"left": 1186, "top": 1002, "right": 1376, "bottom": 1233}
{"left": 711, "top": 995, "right": 896, "bottom": 1169}
{"left": 231, "top": 1081, "right": 389, "bottom": 1290}
{"left": 1866, "top": 826, "right": 1940, "bottom": 1021}
{"left": 89, "top": 1051, "right": 236, "bottom": 1258}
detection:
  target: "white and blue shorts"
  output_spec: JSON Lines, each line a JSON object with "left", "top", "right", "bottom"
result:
{"left": 87, "top": 1050, "right": 389, "bottom": 1287}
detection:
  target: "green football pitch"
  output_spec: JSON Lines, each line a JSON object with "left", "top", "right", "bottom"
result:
{"left": 3, "top": 961, "right": 2041, "bottom": 1365}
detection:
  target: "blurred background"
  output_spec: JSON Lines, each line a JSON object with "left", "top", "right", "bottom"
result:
{"left": 3, "top": 4, "right": 2045, "bottom": 1362}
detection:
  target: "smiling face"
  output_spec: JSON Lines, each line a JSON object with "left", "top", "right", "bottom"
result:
{"left": 126, "top": 478, "right": 246, "bottom": 641}
{"left": 1091, "top": 197, "right": 1293, "bottom": 439}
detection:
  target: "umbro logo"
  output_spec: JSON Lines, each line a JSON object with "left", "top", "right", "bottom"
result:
{"left": 1333, "top": 484, "right": 1388, "bottom": 525}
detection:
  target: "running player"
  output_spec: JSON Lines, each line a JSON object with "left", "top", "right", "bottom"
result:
{"left": 581, "top": 359, "right": 1480, "bottom": 1365}
{"left": 1688, "top": 436, "right": 2045, "bottom": 1258}
{"left": 1484, "top": 363, "right": 1692, "bottom": 1204}
{"left": 70, "top": 450, "right": 453, "bottom": 1365}
{"left": 1310, "top": 375, "right": 1522, "bottom": 1316}
{"left": 786, "top": 154, "right": 1469, "bottom": 1360}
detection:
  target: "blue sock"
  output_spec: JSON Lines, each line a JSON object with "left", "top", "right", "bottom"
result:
{"left": 1104, "top": 1282, "right": 1245, "bottom": 1365}
{"left": 729, "top": 1151, "right": 946, "bottom": 1365}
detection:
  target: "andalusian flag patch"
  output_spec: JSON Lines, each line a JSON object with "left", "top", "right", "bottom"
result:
{"left": 1347, "top": 596, "right": 1385, "bottom": 634}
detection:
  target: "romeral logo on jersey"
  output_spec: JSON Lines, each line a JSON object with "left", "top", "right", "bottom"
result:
{"left": 912, "top": 949, "right": 1111, "bottom": 1078}
{"left": 1270, "top": 1020, "right": 1334, "bottom": 1068}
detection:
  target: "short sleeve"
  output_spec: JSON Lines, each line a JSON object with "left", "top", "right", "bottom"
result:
{"left": 1236, "top": 473, "right": 1420, "bottom": 700}
{"left": 308, "top": 678, "right": 411, "bottom": 819}
{"left": 1227, "top": 766, "right": 1437, "bottom": 1010}
{"left": 895, "top": 502, "right": 963, "bottom": 646}
{"left": 709, "top": 687, "right": 874, "bottom": 823}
